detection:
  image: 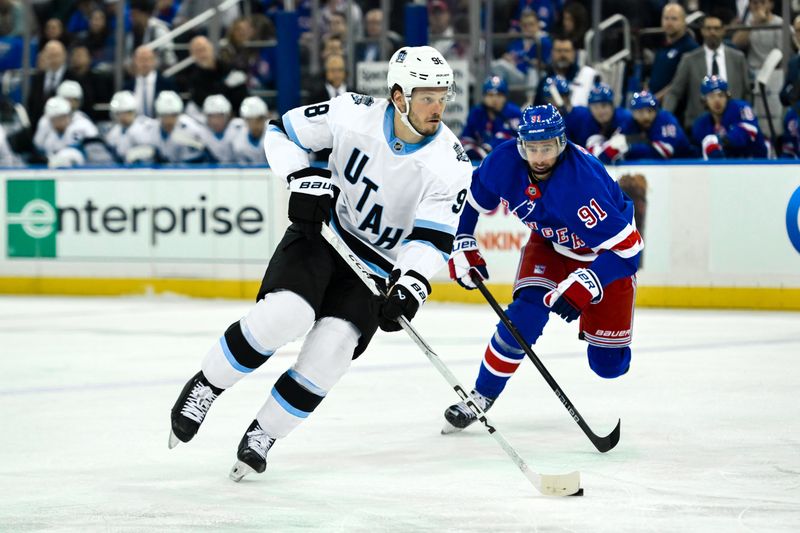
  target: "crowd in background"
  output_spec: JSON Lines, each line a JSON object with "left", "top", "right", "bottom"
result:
{"left": 1, "top": 0, "right": 800, "bottom": 167}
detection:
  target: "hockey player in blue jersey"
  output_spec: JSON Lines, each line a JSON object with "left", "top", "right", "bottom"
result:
{"left": 460, "top": 76, "right": 522, "bottom": 161}
{"left": 443, "top": 104, "right": 644, "bottom": 432}
{"left": 565, "top": 83, "right": 635, "bottom": 163}
{"left": 691, "top": 75, "right": 769, "bottom": 159}
{"left": 622, "top": 91, "right": 691, "bottom": 160}
{"left": 780, "top": 105, "right": 799, "bottom": 158}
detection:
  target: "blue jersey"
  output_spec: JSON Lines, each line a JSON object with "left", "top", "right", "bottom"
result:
{"left": 565, "top": 106, "right": 636, "bottom": 149}
{"left": 460, "top": 102, "right": 523, "bottom": 152}
{"left": 627, "top": 110, "right": 691, "bottom": 160}
{"left": 781, "top": 107, "right": 799, "bottom": 158}
{"left": 691, "top": 99, "right": 768, "bottom": 158}
{"left": 459, "top": 140, "right": 643, "bottom": 287}
{"left": 506, "top": 36, "right": 553, "bottom": 75}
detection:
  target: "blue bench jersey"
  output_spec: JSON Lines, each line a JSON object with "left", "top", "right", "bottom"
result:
{"left": 458, "top": 139, "right": 643, "bottom": 287}
{"left": 781, "top": 107, "right": 799, "bottom": 158}
{"left": 691, "top": 99, "right": 768, "bottom": 158}
{"left": 460, "top": 102, "right": 523, "bottom": 151}
{"left": 565, "top": 106, "right": 636, "bottom": 148}
{"left": 626, "top": 109, "right": 691, "bottom": 160}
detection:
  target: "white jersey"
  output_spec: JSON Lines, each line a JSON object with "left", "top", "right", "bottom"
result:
{"left": 202, "top": 117, "right": 247, "bottom": 163}
{"left": 33, "top": 110, "right": 94, "bottom": 151}
{"left": 0, "top": 125, "right": 22, "bottom": 167}
{"left": 34, "top": 112, "right": 99, "bottom": 158}
{"left": 265, "top": 92, "right": 473, "bottom": 281}
{"left": 231, "top": 125, "right": 267, "bottom": 165}
{"left": 105, "top": 115, "right": 160, "bottom": 161}
{"left": 146, "top": 114, "right": 207, "bottom": 164}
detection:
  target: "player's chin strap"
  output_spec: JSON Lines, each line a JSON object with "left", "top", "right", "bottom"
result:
{"left": 319, "top": 223, "right": 581, "bottom": 497}
{"left": 393, "top": 97, "right": 424, "bottom": 138}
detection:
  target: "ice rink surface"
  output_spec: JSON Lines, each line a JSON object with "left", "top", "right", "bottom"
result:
{"left": 0, "top": 295, "right": 798, "bottom": 532}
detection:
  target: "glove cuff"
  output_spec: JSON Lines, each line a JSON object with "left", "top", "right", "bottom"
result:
{"left": 574, "top": 268, "right": 603, "bottom": 303}
{"left": 287, "top": 167, "right": 332, "bottom": 183}
{"left": 396, "top": 270, "right": 431, "bottom": 306}
{"left": 453, "top": 234, "right": 479, "bottom": 252}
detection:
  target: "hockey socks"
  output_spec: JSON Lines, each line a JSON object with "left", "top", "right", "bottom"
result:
{"left": 474, "top": 330, "right": 526, "bottom": 398}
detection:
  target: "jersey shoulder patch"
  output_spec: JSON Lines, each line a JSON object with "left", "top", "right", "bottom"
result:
{"left": 349, "top": 93, "right": 375, "bottom": 106}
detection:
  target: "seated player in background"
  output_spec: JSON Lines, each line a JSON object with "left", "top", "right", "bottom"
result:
{"left": 691, "top": 75, "right": 770, "bottom": 160}
{"left": 780, "top": 104, "right": 799, "bottom": 158}
{"left": 105, "top": 90, "right": 159, "bottom": 164}
{"left": 34, "top": 96, "right": 99, "bottom": 167}
{"left": 149, "top": 90, "right": 208, "bottom": 164}
{"left": 541, "top": 75, "right": 572, "bottom": 118}
{"left": 201, "top": 94, "right": 247, "bottom": 164}
{"left": 231, "top": 96, "right": 269, "bottom": 165}
{"left": 460, "top": 76, "right": 522, "bottom": 161}
{"left": 565, "top": 83, "right": 635, "bottom": 163}
{"left": 443, "top": 104, "right": 643, "bottom": 432}
{"left": 618, "top": 91, "right": 691, "bottom": 161}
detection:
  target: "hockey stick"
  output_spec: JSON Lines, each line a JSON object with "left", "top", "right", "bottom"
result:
{"left": 472, "top": 276, "right": 621, "bottom": 453}
{"left": 320, "top": 223, "right": 582, "bottom": 497}
{"left": 755, "top": 49, "right": 783, "bottom": 146}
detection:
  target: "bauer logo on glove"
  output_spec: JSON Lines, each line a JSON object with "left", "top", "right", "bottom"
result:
{"left": 543, "top": 268, "right": 603, "bottom": 323}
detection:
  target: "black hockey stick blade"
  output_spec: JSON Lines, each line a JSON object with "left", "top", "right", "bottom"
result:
{"left": 472, "top": 275, "right": 621, "bottom": 453}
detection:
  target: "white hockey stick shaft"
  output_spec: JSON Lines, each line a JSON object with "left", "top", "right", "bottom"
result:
{"left": 320, "top": 223, "right": 581, "bottom": 496}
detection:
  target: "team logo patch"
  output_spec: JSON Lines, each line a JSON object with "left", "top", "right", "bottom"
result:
{"left": 350, "top": 94, "right": 374, "bottom": 106}
{"left": 393, "top": 141, "right": 404, "bottom": 152}
{"left": 534, "top": 264, "right": 546, "bottom": 274}
{"left": 452, "top": 143, "right": 469, "bottom": 162}
{"left": 525, "top": 184, "right": 541, "bottom": 200}
{"left": 396, "top": 50, "right": 407, "bottom": 63}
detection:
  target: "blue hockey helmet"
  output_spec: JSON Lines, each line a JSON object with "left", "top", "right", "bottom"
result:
{"left": 701, "top": 75, "right": 729, "bottom": 96}
{"left": 482, "top": 75, "right": 508, "bottom": 95}
{"left": 588, "top": 83, "right": 614, "bottom": 105}
{"left": 517, "top": 104, "right": 567, "bottom": 158}
{"left": 543, "top": 75, "right": 570, "bottom": 96}
{"left": 630, "top": 91, "right": 658, "bottom": 110}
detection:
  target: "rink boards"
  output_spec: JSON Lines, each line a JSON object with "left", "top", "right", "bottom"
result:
{"left": 1, "top": 162, "right": 800, "bottom": 310}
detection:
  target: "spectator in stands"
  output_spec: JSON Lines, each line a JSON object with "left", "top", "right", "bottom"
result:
{"left": 460, "top": 75, "right": 522, "bottom": 161}
{"left": 41, "top": 17, "right": 72, "bottom": 48}
{"left": 533, "top": 36, "right": 598, "bottom": 107}
{"left": 321, "top": 35, "right": 345, "bottom": 61}
{"left": 129, "top": 0, "right": 177, "bottom": 68}
{"left": 326, "top": 11, "right": 347, "bottom": 42}
{"left": 124, "top": 45, "right": 178, "bottom": 118}
{"left": 150, "top": 90, "right": 209, "bottom": 164}
{"left": 219, "top": 17, "right": 256, "bottom": 75}
{"left": 622, "top": 91, "right": 691, "bottom": 160}
{"left": 429, "top": 0, "right": 454, "bottom": 54}
{"left": 731, "top": 0, "right": 782, "bottom": 73}
{"left": 321, "top": 0, "right": 362, "bottom": 38}
{"left": 155, "top": 0, "right": 180, "bottom": 27}
{"left": 0, "top": 0, "right": 24, "bottom": 37}
{"left": 66, "top": 0, "right": 96, "bottom": 35}
{"left": 565, "top": 83, "right": 635, "bottom": 160}
{"left": 78, "top": 7, "right": 116, "bottom": 69}
{"left": 27, "top": 40, "right": 74, "bottom": 128}
{"left": 174, "top": 0, "right": 239, "bottom": 29}
{"left": 691, "top": 75, "right": 768, "bottom": 159}
{"left": 34, "top": 96, "right": 99, "bottom": 165}
{"left": 307, "top": 53, "right": 347, "bottom": 104}
{"left": 649, "top": 3, "right": 698, "bottom": 101}
{"left": 559, "top": 2, "right": 588, "bottom": 52}
{"left": 663, "top": 14, "right": 751, "bottom": 131}
{"left": 182, "top": 35, "right": 249, "bottom": 120}
{"left": 502, "top": 10, "right": 552, "bottom": 82}
{"left": 249, "top": 14, "right": 277, "bottom": 89}
{"left": 67, "top": 45, "right": 112, "bottom": 122}
{"left": 779, "top": 15, "right": 800, "bottom": 108}
{"left": 356, "top": 8, "right": 402, "bottom": 63}
{"left": 514, "top": 0, "right": 560, "bottom": 33}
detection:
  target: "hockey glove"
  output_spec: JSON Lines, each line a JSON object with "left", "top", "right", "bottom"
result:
{"left": 448, "top": 235, "right": 489, "bottom": 290}
{"left": 543, "top": 268, "right": 602, "bottom": 323}
{"left": 287, "top": 167, "right": 334, "bottom": 239}
{"left": 701, "top": 134, "right": 725, "bottom": 160}
{"left": 378, "top": 270, "right": 430, "bottom": 332}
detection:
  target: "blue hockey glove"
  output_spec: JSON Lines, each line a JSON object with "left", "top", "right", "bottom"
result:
{"left": 543, "top": 268, "right": 602, "bottom": 322}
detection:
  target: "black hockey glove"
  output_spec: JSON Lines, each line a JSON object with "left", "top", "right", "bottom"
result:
{"left": 378, "top": 270, "right": 431, "bottom": 332}
{"left": 287, "top": 167, "right": 334, "bottom": 239}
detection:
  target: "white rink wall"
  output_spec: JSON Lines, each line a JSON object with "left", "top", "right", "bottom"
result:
{"left": 1, "top": 163, "right": 799, "bottom": 309}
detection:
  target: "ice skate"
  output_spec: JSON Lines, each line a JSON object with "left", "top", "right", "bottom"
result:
{"left": 229, "top": 420, "right": 276, "bottom": 482}
{"left": 442, "top": 389, "right": 495, "bottom": 434}
{"left": 169, "top": 371, "right": 223, "bottom": 449}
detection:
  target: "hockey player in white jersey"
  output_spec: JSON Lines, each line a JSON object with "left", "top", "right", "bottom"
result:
{"left": 34, "top": 96, "right": 99, "bottom": 165}
{"left": 33, "top": 81, "right": 95, "bottom": 154}
{"left": 168, "top": 46, "right": 472, "bottom": 481}
{"left": 0, "top": 124, "right": 22, "bottom": 167}
{"left": 230, "top": 96, "right": 268, "bottom": 164}
{"left": 105, "top": 90, "right": 160, "bottom": 163}
{"left": 150, "top": 91, "right": 208, "bottom": 164}
{"left": 200, "top": 94, "right": 247, "bottom": 163}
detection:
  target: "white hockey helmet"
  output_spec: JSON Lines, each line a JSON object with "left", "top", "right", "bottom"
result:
{"left": 155, "top": 90, "right": 184, "bottom": 115}
{"left": 202, "top": 94, "right": 232, "bottom": 115}
{"left": 386, "top": 46, "right": 454, "bottom": 100}
{"left": 44, "top": 96, "right": 72, "bottom": 118}
{"left": 56, "top": 80, "right": 83, "bottom": 102}
{"left": 110, "top": 90, "right": 137, "bottom": 114}
{"left": 239, "top": 96, "right": 268, "bottom": 118}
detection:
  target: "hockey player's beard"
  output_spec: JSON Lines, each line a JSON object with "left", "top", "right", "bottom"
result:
{"left": 410, "top": 113, "right": 441, "bottom": 137}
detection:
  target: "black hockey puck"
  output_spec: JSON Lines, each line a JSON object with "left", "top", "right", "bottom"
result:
{"left": 569, "top": 488, "right": 584, "bottom": 497}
